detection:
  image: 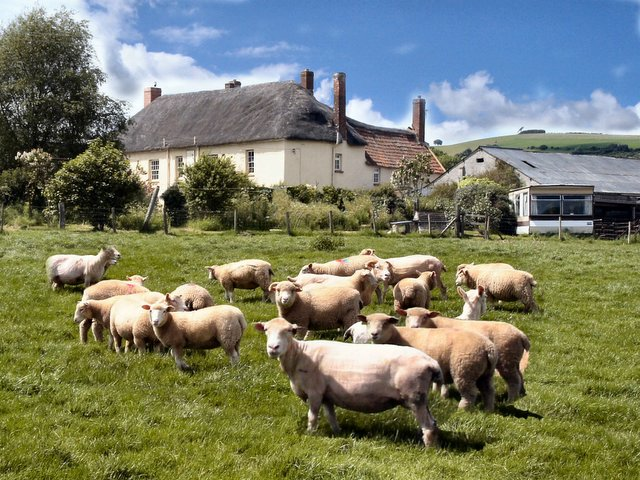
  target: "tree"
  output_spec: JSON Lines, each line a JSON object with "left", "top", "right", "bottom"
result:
{"left": 15, "top": 149, "right": 62, "bottom": 212}
{"left": 161, "top": 183, "right": 188, "bottom": 227}
{"left": 391, "top": 153, "right": 434, "bottom": 212}
{"left": 44, "top": 140, "right": 144, "bottom": 230}
{"left": 183, "top": 154, "right": 254, "bottom": 216}
{"left": 455, "top": 177, "right": 515, "bottom": 233}
{"left": 0, "top": 7, "right": 128, "bottom": 171}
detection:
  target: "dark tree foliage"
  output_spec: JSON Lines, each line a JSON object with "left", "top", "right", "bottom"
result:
{"left": 370, "top": 183, "right": 406, "bottom": 215}
{"left": 161, "top": 183, "right": 188, "bottom": 227}
{"left": 0, "top": 7, "right": 128, "bottom": 171}
{"left": 44, "top": 140, "right": 144, "bottom": 230}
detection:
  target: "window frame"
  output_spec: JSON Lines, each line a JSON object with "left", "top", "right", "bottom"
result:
{"left": 246, "top": 149, "right": 255, "bottom": 174}
{"left": 334, "top": 153, "right": 343, "bottom": 172}
{"left": 149, "top": 159, "right": 160, "bottom": 181}
{"left": 176, "top": 155, "right": 184, "bottom": 178}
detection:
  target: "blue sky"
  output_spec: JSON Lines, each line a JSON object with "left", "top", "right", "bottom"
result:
{"left": 4, "top": 0, "right": 640, "bottom": 144}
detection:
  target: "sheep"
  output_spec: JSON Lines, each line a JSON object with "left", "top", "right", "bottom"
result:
{"left": 343, "top": 320, "right": 371, "bottom": 344}
{"left": 78, "top": 276, "right": 151, "bottom": 344}
{"left": 269, "top": 281, "right": 362, "bottom": 339}
{"left": 363, "top": 312, "right": 498, "bottom": 411}
{"left": 456, "top": 286, "right": 487, "bottom": 320}
{"left": 294, "top": 268, "right": 380, "bottom": 306}
{"left": 142, "top": 294, "right": 247, "bottom": 371}
{"left": 392, "top": 271, "right": 436, "bottom": 311}
{"left": 206, "top": 259, "right": 274, "bottom": 303}
{"left": 455, "top": 263, "right": 538, "bottom": 312}
{"left": 383, "top": 254, "right": 448, "bottom": 300}
{"left": 254, "top": 317, "right": 441, "bottom": 447}
{"left": 73, "top": 291, "right": 168, "bottom": 349}
{"left": 109, "top": 293, "right": 187, "bottom": 354}
{"left": 46, "top": 246, "right": 121, "bottom": 290}
{"left": 401, "top": 305, "right": 531, "bottom": 403}
{"left": 170, "top": 283, "right": 215, "bottom": 310}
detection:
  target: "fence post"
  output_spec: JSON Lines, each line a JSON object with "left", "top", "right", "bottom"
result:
{"left": 371, "top": 209, "right": 377, "bottom": 234}
{"left": 558, "top": 216, "right": 562, "bottom": 239}
{"left": 233, "top": 209, "right": 238, "bottom": 233}
{"left": 142, "top": 186, "right": 159, "bottom": 232}
{"left": 58, "top": 202, "right": 65, "bottom": 229}
{"left": 427, "top": 213, "right": 431, "bottom": 235}
{"left": 163, "top": 206, "right": 169, "bottom": 235}
{"left": 484, "top": 215, "right": 490, "bottom": 240}
{"left": 285, "top": 211, "right": 292, "bottom": 236}
{"left": 0, "top": 201, "right": 4, "bottom": 233}
{"left": 111, "top": 207, "right": 117, "bottom": 233}
{"left": 328, "top": 210, "right": 334, "bottom": 234}
{"left": 629, "top": 221, "right": 632, "bottom": 244}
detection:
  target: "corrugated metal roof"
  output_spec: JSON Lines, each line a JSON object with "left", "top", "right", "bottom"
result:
{"left": 482, "top": 147, "right": 640, "bottom": 195}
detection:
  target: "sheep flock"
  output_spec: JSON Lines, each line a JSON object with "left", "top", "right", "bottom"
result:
{"left": 47, "top": 244, "right": 539, "bottom": 449}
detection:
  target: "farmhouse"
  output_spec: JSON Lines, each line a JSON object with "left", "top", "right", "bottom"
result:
{"left": 121, "top": 70, "right": 444, "bottom": 196}
{"left": 430, "top": 146, "right": 640, "bottom": 235}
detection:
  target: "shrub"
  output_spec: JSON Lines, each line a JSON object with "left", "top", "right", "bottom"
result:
{"left": 161, "top": 183, "right": 188, "bottom": 227}
{"left": 310, "top": 233, "right": 345, "bottom": 251}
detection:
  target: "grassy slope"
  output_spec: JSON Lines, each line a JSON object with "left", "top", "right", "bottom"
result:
{"left": 438, "top": 132, "right": 640, "bottom": 155}
{"left": 0, "top": 229, "right": 639, "bottom": 479}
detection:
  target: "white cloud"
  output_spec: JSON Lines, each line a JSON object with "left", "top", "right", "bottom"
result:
{"left": 347, "top": 97, "right": 398, "bottom": 128}
{"left": 393, "top": 43, "right": 417, "bottom": 55}
{"left": 228, "top": 41, "right": 306, "bottom": 58}
{"left": 315, "top": 77, "right": 333, "bottom": 105}
{"left": 151, "top": 24, "right": 225, "bottom": 46}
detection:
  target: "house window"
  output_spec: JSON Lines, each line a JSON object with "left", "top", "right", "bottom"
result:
{"left": 334, "top": 153, "right": 342, "bottom": 172}
{"left": 531, "top": 195, "right": 560, "bottom": 215}
{"left": 246, "top": 150, "right": 255, "bottom": 174}
{"left": 176, "top": 155, "right": 184, "bottom": 178}
{"left": 514, "top": 195, "right": 521, "bottom": 216}
{"left": 562, "top": 195, "right": 592, "bottom": 216}
{"left": 150, "top": 159, "right": 159, "bottom": 181}
{"left": 523, "top": 193, "right": 529, "bottom": 216}
{"left": 476, "top": 157, "right": 484, "bottom": 163}
{"left": 373, "top": 167, "right": 380, "bottom": 185}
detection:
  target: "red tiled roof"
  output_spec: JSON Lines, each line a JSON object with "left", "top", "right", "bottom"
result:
{"left": 351, "top": 121, "right": 445, "bottom": 174}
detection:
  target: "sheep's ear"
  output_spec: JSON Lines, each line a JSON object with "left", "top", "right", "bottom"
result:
{"left": 395, "top": 306, "right": 408, "bottom": 316}
{"left": 426, "top": 310, "right": 440, "bottom": 318}
{"left": 126, "top": 275, "right": 132, "bottom": 280}
{"left": 287, "top": 276, "right": 296, "bottom": 282}
{"left": 477, "top": 285, "right": 485, "bottom": 296}
{"left": 457, "top": 286, "right": 468, "bottom": 301}
{"left": 388, "top": 316, "right": 400, "bottom": 324}
{"left": 142, "top": 276, "right": 148, "bottom": 282}
{"left": 293, "top": 283, "right": 302, "bottom": 292}
{"left": 141, "top": 304, "right": 151, "bottom": 311}
{"left": 365, "top": 260, "right": 376, "bottom": 269}
{"left": 357, "top": 314, "right": 367, "bottom": 324}
{"left": 268, "top": 282, "right": 279, "bottom": 292}
{"left": 290, "top": 324, "right": 299, "bottom": 335}
{"left": 254, "top": 322, "right": 266, "bottom": 333}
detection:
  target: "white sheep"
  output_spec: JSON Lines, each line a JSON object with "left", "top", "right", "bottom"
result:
{"left": 206, "top": 259, "right": 274, "bottom": 303}
{"left": 363, "top": 312, "right": 498, "bottom": 411}
{"left": 73, "top": 291, "right": 168, "bottom": 350}
{"left": 269, "top": 281, "right": 362, "bottom": 339}
{"left": 342, "top": 321, "right": 371, "bottom": 344}
{"left": 455, "top": 263, "right": 538, "bottom": 312}
{"left": 255, "top": 317, "right": 441, "bottom": 447}
{"left": 401, "top": 306, "right": 531, "bottom": 403}
{"left": 170, "top": 283, "right": 215, "bottom": 310}
{"left": 383, "top": 254, "right": 448, "bottom": 300}
{"left": 296, "top": 268, "right": 380, "bottom": 306}
{"left": 392, "top": 271, "right": 436, "bottom": 311}
{"left": 78, "top": 276, "right": 151, "bottom": 344}
{"left": 142, "top": 294, "right": 247, "bottom": 371}
{"left": 456, "top": 286, "right": 487, "bottom": 320}
{"left": 46, "top": 246, "right": 121, "bottom": 290}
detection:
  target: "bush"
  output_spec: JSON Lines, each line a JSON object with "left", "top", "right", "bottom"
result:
{"left": 161, "top": 183, "right": 188, "bottom": 227}
{"left": 310, "top": 233, "right": 345, "bottom": 251}
{"left": 117, "top": 206, "right": 163, "bottom": 232}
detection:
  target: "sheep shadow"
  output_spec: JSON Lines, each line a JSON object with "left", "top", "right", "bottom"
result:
{"left": 495, "top": 403, "right": 543, "bottom": 420}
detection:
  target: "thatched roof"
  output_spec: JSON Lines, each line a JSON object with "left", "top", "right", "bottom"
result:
{"left": 121, "top": 79, "right": 443, "bottom": 173}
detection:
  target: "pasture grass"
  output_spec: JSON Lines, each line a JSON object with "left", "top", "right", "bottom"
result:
{"left": 0, "top": 228, "right": 638, "bottom": 479}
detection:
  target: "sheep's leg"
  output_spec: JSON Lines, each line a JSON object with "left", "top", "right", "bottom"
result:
{"left": 455, "top": 376, "right": 479, "bottom": 409}
{"left": 112, "top": 332, "right": 123, "bottom": 353}
{"left": 322, "top": 402, "right": 340, "bottom": 434}
{"left": 171, "top": 346, "right": 191, "bottom": 371}
{"left": 306, "top": 397, "right": 322, "bottom": 432}
{"left": 225, "top": 346, "right": 240, "bottom": 365}
{"left": 107, "top": 332, "right": 114, "bottom": 351}
{"left": 436, "top": 276, "right": 448, "bottom": 300}
{"left": 91, "top": 321, "right": 104, "bottom": 342}
{"left": 124, "top": 340, "right": 133, "bottom": 353}
{"left": 133, "top": 337, "right": 147, "bottom": 354}
{"left": 375, "top": 285, "right": 384, "bottom": 304}
{"left": 79, "top": 319, "right": 92, "bottom": 343}
{"left": 499, "top": 364, "right": 523, "bottom": 403}
{"left": 477, "top": 373, "right": 495, "bottom": 412}
{"left": 410, "top": 401, "right": 439, "bottom": 448}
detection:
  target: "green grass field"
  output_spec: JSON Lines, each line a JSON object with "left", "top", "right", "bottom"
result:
{"left": 0, "top": 228, "right": 638, "bottom": 479}
{"left": 438, "top": 132, "right": 640, "bottom": 155}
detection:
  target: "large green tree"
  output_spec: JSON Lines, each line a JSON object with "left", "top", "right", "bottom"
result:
{"left": 391, "top": 152, "right": 434, "bottom": 212}
{"left": 183, "top": 154, "right": 254, "bottom": 216}
{"left": 0, "top": 7, "right": 127, "bottom": 171}
{"left": 44, "top": 140, "right": 143, "bottom": 230}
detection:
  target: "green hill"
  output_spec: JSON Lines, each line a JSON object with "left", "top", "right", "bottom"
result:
{"left": 437, "top": 132, "right": 640, "bottom": 156}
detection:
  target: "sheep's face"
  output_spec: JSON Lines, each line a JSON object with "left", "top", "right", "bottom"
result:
{"left": 299, "top": 264, "right": 314, "bottom": 274}
{"left": 364, "top": 314, "right": 397, "bottom": 343}
{"left": 143, "top": 294, "right": 182, "bottom": 327}
{"left": 73, "top": 301, "right": 90, "bottom": 324}
{"left": 255, "top": 318, "right": 298, "bottom": 359}
{"left": 455, "top": 268, "right": 469, "bottom": 287}
{"left": 371, "top": 261, "right": 392, "bottom": 282}
{"left": 272, "top": 282, "right": 300, "bottom": 308}
{"left": 206, "top": 266, "right": 218, "bottom": 281}
{"left": 458, "top": 286, "right": 486, "bottom": 320}
{"left": 105, "top": 247, "right": 121, "bottom": 265}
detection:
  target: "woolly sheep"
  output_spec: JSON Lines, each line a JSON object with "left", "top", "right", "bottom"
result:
{"left": 109, "top": 293, "right": 187, "bottom": 354}
{"left": 343, "top": 321, "right": 371, "bottom": 344}
{"left": 269, "top": 281, "right": 362, "bottom": 339}
{"left": 73, "top": 291, "right": 168, "bottom": 349}
{"left": 170, "top": 283, "right": 215, "bottom": 310}
{"left": 363, "top": 312, "right": 498, "bottom": 411}
{"left": 456, "top": 286, "right": 487, "bottom": 320}
{"left": 46, "top": 246, "right": 121, "bottom": 290}
{"left": 206, "top": 259, "right": 274, "bottom": 303}
{"left": 143, "top": 294, "right": 247, "bottom": 371}
{"left": 295, "top": 268, "right": 380, "bottom": 306}
{"left": 383, "top": 254, "right": 448, "bottom": 300}
{"left": 77, "top": 276, "right": 151, "bottom": 344}
{"left": 254, "top": 317, "right": 441, "bottom": 447}
{"left": 455, "top": 264, "right": 538, "bottom": 312}
{"left": 392, "top": 271, "right": 436, "bottom": 311}
{"left": 401, "top": 305, "right": 531, "bottom": 402}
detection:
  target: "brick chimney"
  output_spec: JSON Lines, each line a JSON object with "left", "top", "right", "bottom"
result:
{"left": 225, "top": 79, "right": 241, "bottom": 89}
{"left": 412, "top": 96, "right": 426, "bottom": 144}
{"left": 144, "top": 86, "right": 161, "bottom": 107}
{"left": 300, "top": 69, "right": 314, "bottom": 93}
{"left": 333, "top": 72, "right": 347, "bottom": 141}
